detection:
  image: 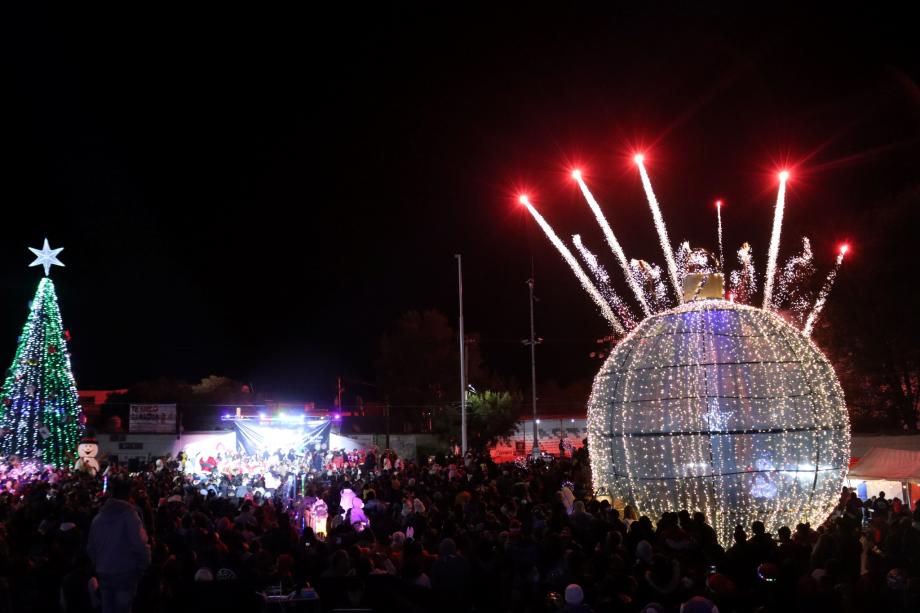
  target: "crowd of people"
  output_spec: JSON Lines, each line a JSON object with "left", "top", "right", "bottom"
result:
{"left": 175, "top": 446, "right": 399, "bottom": 506}
{"left": 1, "top": 445, "right": 920, "bottom": 613}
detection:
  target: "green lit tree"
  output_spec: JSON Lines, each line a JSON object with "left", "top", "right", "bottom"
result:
{"left": 0, "top": 276, "right": 83, "bottom": 466}
{"left": 432, "top": 390, "right": 520, "bottom": 451}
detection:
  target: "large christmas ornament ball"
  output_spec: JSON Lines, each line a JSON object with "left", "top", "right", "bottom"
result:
{"left": 587, "top": 300, "right": 849, "bottom": 546}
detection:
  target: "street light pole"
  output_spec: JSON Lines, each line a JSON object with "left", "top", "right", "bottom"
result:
{"left": 527, "top": 277, "right": 540, "bottom": 458}
{"left": 455, "top": 254, "right": 467, "bottom": 455}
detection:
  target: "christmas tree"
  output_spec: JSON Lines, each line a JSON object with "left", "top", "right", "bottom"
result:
{"left": 0, "top": 240, "right": 82, "bottom": 467}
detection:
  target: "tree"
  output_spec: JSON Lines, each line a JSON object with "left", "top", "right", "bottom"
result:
{"left": 100, "top": 375, "right": 256, "bottom": 432}
{"left": 0, "top": 278, "right": 83, "bottom": 466}
{"left": 814, "top": 186, "right": 920, "bottom": 431}
{"left": 104, "top": 375, "right": 254, "bottom": 405}
{"left": 431, "top": 390, "right": 520, "bottom": 451}
{"left": 467, "top": 390, "right": 520, "bottom": 450}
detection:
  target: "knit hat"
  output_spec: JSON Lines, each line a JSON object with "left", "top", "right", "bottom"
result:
{"left": 564, "top": 584, "right": 584, "bottom": 605}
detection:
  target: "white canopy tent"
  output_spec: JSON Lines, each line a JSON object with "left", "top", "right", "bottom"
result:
{"left": 847, "top": 447, "right": 920, "bottom": 508}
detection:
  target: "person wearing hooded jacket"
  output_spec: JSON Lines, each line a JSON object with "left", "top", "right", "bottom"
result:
{"left": 87, "top": 479, "right": 151, "bottom": 613}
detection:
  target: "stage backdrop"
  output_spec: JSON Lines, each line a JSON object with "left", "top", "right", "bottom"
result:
{"left": 234, "top": 420, "right": 331, "bottom": 455}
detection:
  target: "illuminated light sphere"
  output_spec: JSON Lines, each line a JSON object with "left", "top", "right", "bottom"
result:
{"left": 519, "top": 194, "right": 529, "bottom": 205}
{"left": 587, "top": 299, "right": 849, "bottom": 546}
{"left": 633, "top": 153, "right": 645, "bottom": 164}
{"left": 778, "top": 170, "right": 790, "bottom": 182}
{"left": 839, "top": 244, "right": 849, "bottom": 255}
{"left": 571, "top": 169, "right": 582, "bottom": 180}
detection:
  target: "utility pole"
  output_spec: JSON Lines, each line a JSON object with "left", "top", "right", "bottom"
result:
{"left": 525, "top": 277, "right": 542, "bottom": 458}
{"left": 455, "top": 254, "right": 467, "bottom": 455}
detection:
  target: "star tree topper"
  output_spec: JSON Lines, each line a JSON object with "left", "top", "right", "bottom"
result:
{"left": 29, "top": 238, "right": 65, "bottom": 276}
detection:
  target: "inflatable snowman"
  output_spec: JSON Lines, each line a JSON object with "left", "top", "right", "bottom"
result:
{"left": 74, "top": 436, "right": 101, "bottom": 476}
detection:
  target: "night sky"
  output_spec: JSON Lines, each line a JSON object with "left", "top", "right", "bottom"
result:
{"left": 0, "top": 5, "right": 917, "bottom": 403}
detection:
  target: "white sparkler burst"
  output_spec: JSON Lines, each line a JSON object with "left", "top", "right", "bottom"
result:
{"left": 629, "top": 259, "right": 669, "bottom": 313}
{"left": 763, "top": 171, "right": 790, "bottom": 309}
{"left": 716, "top": 200, "right": 725, "bottom": 272}
{"left": 573, "top": 171, "right": 652, "bottom": 317}
{"left": 729, "top": 243, "right": 757, "bottom": 305}
{"left": 635, "top": 156, "right": 683, "bottom": 301}
{"left": 774, "top": 237, "right": 815, "bottom": 325}
{"left": 573, "top": 234, "right": 637, "bottom": 330}
{"left": 675, "top": 241, "right": 691, "bottom": 285}
{"left": 518, "top": 154, "right": 845, "bottom": 338}
{"left": 803, "top": 245, "right": 847, "bottom": 336}
{"left": 519, "top": 196, "right": 626, "bottom": 335}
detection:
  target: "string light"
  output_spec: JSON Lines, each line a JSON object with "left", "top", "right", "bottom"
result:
{"left": 587, "top": 300, "right": 849, "bottom": 546}
{"left": 519, "top": 153, "right": 850, "bottom": 547}
{"left": 0, "top": 278, "right": 83, "bottom": 467}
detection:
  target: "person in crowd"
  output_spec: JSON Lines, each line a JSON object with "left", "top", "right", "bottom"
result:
{"left": 86, "top": 478, "right": 151, "bottom": 613}
{"left": 2, "top": 448, "right": 920, "bottom": 612}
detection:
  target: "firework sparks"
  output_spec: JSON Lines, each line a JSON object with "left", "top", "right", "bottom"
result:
{"left": 716, "top": 200, "right": 725, "bottom": 273}
{"left": 572, "top": 170, "right": 652, "bottom": 317}
{"left": 629, "top": 259, "right": 669, "bottom": 313}
{"left": 519, "top": 196, "right": 626, "bottom": 335}
{"left": 517, "top": 152, "right": 847, "bottom": 338}
{"left": 729, "top": 243, "right": 757, "bottom": 305}
{"left": 573, "top": 234, "right": 637, "bottom": 329}
{"left": 803, "top": 245, "right": 848, "bottom": 336}
{"left": 763, "top": 171, "right": 790, "bottom": 309}
{"left": 774, "top": 237, "right": 815, "bottom": 325}
{"left": 675, "top": 241, "right": 691, "bottom": 286}
{"left": 634, "top": 156, "right": 682, "bottom": 302}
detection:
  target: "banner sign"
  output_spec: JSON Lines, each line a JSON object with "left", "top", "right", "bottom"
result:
{"left": 234, "top": 420, "right": 331, "bottom": 456}
{"left": 129, "top": 404, "right": 177, "bottom": 433}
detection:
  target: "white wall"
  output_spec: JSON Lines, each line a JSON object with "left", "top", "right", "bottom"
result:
{"left": 97, "top": 431, "right": 235, "bottom": 461}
